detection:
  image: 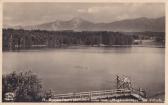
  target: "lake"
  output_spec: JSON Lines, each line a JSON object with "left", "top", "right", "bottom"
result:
{"left": 2, "top": 47, "right": 165, "bottom": 97}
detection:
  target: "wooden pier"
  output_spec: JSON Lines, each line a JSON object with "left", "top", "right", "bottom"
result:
{"left": 47, "top": 89, "right": 146, "bottom": 102}
{"left": 46, "top": 75, "right": 147, "bottom": 102}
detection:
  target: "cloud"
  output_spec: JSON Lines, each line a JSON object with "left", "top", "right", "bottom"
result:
{"left": 3, "top": 3, "right": 165, "bottom": 26}
{"left": 77, "top": 6, "right": 114, "bottom": 14}
{"left": 84, "top": 3, "right": 165, "bottom": 22}
{"left": 78, "top": 6, "right": 113, "bottom": 14}
{"left": 77, "top": 9, "right": 87, "bottom": 13}
{"left": 88, "top": 7, "right": 100, "bottom": 13}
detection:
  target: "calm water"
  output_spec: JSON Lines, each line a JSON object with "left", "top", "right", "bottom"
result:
{"left": 3, "top": 47, "right": 165, "bottom": 96}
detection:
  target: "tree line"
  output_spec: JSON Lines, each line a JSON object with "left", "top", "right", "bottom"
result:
{"left": 3, "top": 29, "right": 133, "bottom": 50}
{"left": 3, "top": 29, "right": 165, "bottom": 51}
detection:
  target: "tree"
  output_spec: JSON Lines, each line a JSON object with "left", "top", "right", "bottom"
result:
{"left": 2, "top": 71, "right": 43, "bottom": 102}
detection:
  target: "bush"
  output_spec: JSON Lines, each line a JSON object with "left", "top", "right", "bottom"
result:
{"left": 2, "top": 71, "right": 43, "bottom": 102}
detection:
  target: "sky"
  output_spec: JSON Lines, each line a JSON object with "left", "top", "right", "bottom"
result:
{"left": 3, "top": 2, "right": 165, "bottom": 27}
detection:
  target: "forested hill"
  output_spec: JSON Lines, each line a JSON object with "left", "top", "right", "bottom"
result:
{"left": 9, "top": 17, "right": 165, "bottom": 32}
{"left": 3, "top": 29, "right": 132, "bottom": 50}
{"left": 3, "top": 29, "right": 165, "bottom": 51}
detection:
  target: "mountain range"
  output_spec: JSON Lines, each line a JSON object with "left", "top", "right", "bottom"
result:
{"left": 8, "top": 16, "right": 165, "bottom": 32}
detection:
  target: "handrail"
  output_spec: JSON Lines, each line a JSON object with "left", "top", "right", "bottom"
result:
{"left": 51, "top": 89, "right": 135, "bottom": 99}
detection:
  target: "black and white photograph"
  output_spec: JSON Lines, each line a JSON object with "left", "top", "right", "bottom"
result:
{"left": 2, "top": 1, "right": 165, "bottom": 103}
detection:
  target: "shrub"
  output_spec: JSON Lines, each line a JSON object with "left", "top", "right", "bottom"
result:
{"left": 2, "top": 71, "right": 43, "bottom": 102}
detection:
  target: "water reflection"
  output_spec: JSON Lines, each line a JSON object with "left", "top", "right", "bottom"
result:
{"left": 3, "top": 47, "right": 165, "bottom": 96}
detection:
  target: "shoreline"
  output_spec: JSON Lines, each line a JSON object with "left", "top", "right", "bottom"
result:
{"left": 2, "top": 45, "right": 165, "bottom": 52}
{"left": 3, "top": 44, "right": 165, "bottom": 52}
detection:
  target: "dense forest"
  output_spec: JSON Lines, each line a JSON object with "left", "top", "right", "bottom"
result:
{"left": 2, "top": 29, "right": 165, "bottom": 51}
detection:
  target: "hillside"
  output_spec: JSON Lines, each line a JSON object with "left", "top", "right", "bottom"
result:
{"left": 10, "top": 17, "right": 165, "bottom": 32}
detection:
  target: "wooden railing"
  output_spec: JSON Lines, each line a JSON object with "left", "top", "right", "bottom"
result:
{"left": 47, "top": 75, "right": 147, "bottom": 102}
{"left": 47, "top": 89, "right": 145, "bottom": 102}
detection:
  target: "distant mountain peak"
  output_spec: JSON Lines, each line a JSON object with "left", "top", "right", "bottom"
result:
{"left": 70, "top": 17, "right": 84, "bottom": 21}
{"left": 8, "top": 16, "right": 165, "bottom": 32}
{"left": 69, "top": 17, "right": 87, "bottom": 24}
